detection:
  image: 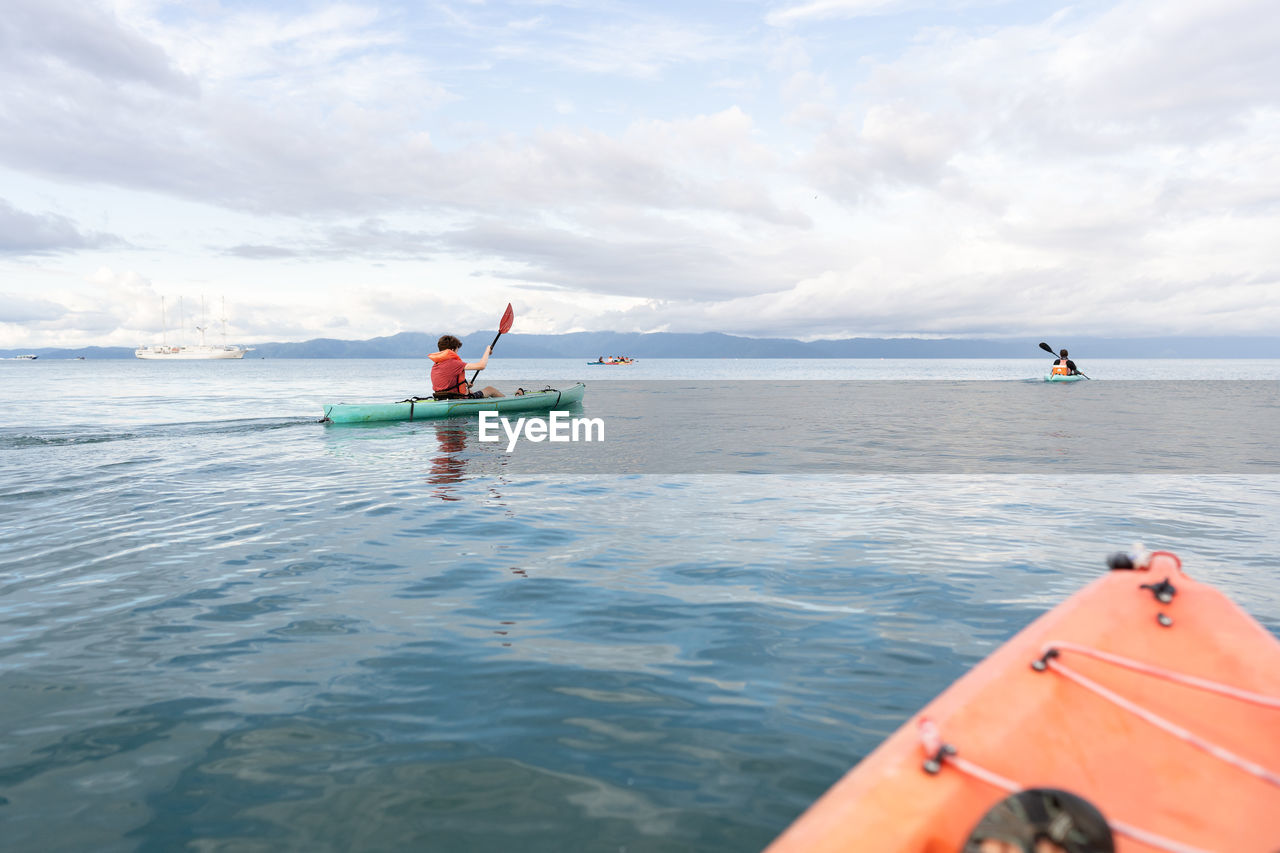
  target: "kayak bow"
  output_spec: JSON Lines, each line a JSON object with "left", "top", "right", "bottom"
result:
{"left": 322, "top": 383, "right": 585, "bottom": 424}
{"left": 767, "top": 550, "right": 1280, "bottom": 853}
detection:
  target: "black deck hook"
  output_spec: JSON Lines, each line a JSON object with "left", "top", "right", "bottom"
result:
{"left": 1140, "top": 578, "right": 1177, "bottom": 604}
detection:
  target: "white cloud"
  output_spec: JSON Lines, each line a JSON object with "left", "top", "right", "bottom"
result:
{"left": 485, "top": 7, "right": 741, "bottom": 79}
{"left": 1, "top": 0, "right": 1278, "bottom": 345}
{"left": 766, "top": 0, "right": 1000, "bottom": 26}
{"left": 0, "top": 294, "right": 67, "bottom": 323}
{"left": 2, "top": 0, "right": 194, "bottom": 92}
{"left": 0, "top": 198, "right": 122, "bottom": 254}
{"left": 767, "top": 0, "right": 911, "bottom": 27}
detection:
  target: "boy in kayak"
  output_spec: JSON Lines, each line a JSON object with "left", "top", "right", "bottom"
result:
{"left": 429, "top": 335, "right": 504, "bottom": 399}
{"left": 1051, "top": 349, "right": 1079, "bottom": 376}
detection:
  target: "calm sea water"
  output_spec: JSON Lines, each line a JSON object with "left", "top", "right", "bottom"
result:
{"left": 2, "top": 359, "right": 1278, "bottom": 852}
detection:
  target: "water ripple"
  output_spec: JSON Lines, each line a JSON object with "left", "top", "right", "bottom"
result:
{"left": 2, "top": 361, "right": 1278, "bottom": 851}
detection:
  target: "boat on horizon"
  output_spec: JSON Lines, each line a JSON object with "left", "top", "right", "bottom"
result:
{"left": 9, "top": 354, "right": 38, "bottom": 360}
{"left": 136, "top": 296, "right": 250, "bottom": 360}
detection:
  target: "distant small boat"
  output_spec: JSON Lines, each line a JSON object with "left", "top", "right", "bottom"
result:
{"left": 10, "top": 354, "right": 38, "bottom": 360}
{"left": 587, "top": 356, "right": 636, "bottom": 365}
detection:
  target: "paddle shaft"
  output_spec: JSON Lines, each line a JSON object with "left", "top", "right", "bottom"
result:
{"left": 469, "top": 331, "right": 502, "bottom": 387}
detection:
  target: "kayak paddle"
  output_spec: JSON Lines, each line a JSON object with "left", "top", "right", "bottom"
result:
{"left": 470, "top": 303, "right": 514, "bottom": 387}
{"left": 1038, "top": 341, "right": 1090, "bottom": 379}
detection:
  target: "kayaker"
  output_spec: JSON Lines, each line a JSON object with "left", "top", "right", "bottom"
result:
{"left": 429, "top": 335, "right": 504, "bottom": 399}
{"left": 1051, "top": 349, "right": 1079, "bottom": 376}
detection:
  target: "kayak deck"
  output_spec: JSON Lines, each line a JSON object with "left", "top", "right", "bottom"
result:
{"left": 767, "top": 551, "right": 1280, "bottom": 853}
{"left": 322, "top": 383, "right": 585, "bottom": 424}
{"left": 1044, "top": 373, "right": 1086, "bottom": 382}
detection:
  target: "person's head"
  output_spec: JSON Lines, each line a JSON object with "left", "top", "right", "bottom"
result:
{"left": 438, "top": 334, "right": 462, "bottom": 352}
{"left": 1059, "top": 349, "right": 1068, "bottom": 358}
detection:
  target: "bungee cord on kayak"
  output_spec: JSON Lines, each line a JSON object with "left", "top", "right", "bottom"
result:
{"left": 1035, "top": 649, "right": 1280, "bottom": 788}
{"left": 1036, "top": 641, "right": 1280, "bottom": 710}
{"left": 919, "top": 720, "right": 1214, "bottom": 853}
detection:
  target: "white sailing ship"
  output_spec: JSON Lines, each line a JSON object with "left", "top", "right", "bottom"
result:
{"left": 136, "top": 296, "right": 250, "bottom": 360}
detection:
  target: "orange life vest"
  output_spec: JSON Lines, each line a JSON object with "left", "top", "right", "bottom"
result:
{"left": 429, "top": 350, "right": 468, "bottom": 394}
{"left": 1051, "top": 358, "right": 1071, "bottom": 376}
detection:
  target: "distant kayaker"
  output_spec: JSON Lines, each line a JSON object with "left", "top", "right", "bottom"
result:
{"left": 429, "top": 335, "right": 504, "bottom": 399}
{"left": 1051, "top": 349, "right": 1079, "bottom": 376}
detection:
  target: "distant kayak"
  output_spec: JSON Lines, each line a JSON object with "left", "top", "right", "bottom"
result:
{"left": 587, "top": 359, "right": 635, "bottom": 365}
{"left": 1044, "top": 373, "right": 1086, "bottom": 382}
{"left": 767, "top": 549, "right": 1280, "bottom": 853}
{"left": 322, "top": 383, "right": 586, "bottom": 424}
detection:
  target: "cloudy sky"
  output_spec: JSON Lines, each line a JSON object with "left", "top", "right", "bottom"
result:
{"left": 2, "top": 0, "right": 1277, "bottom": 348}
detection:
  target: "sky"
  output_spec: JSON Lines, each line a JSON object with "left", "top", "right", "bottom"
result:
{"left": 1, "top": 0, "right": 1278, "bottom": 348}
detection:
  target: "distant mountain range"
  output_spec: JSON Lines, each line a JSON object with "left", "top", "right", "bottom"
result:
{"left": 6, "top": 331, "right": 1280, "bottom": 359}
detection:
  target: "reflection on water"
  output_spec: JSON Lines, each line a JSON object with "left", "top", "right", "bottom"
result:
{"left": 429, "top": 423, "right": 469, "bottom": 500}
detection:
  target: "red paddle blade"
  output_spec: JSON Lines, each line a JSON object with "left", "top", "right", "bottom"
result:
{"left": 498, "top": 303, "right": 515, "bottom": 334}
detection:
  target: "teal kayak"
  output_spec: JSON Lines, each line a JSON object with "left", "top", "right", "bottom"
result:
{"left": 1044, "top": 373, "right": 1086, "bottom": 382}
{"left": 322, "top": 383, "right": 586, "bottom": 424}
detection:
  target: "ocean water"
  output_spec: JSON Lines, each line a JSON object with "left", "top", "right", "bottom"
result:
{"left": 1, "top": 359, "right": 1278, "bottom": 852}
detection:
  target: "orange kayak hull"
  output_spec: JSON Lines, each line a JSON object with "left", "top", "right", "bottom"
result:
{"left": 766, "top": 552, "right": 1280, "bottom": 853}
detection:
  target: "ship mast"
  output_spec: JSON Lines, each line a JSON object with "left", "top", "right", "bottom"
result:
{"left": 196, "top": 296, "right": 208, "bottom": 347}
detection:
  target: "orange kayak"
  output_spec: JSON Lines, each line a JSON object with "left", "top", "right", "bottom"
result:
{"left": 767, "top": 550, "right": 1280, "bottom": 853}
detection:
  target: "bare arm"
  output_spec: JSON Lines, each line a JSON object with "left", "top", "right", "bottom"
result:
{"left": 464, "top": 345, "right": 493, "bottom": 371}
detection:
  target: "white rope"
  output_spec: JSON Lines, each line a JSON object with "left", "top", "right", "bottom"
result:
{"left": 949, "top": 754, "right": 1019, "bottom": 793}
{"left": 1106, "top": 819, "right": 1214, "bottom": 853}
{"left": 1044, "top": 641, "right": 1280, "bottom": 709}
{"left": 921, "top": 729, "right": 1215, "bottom": 853}
{"left": 1046, "top": 657, "right": 1280, "bottom": 787}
